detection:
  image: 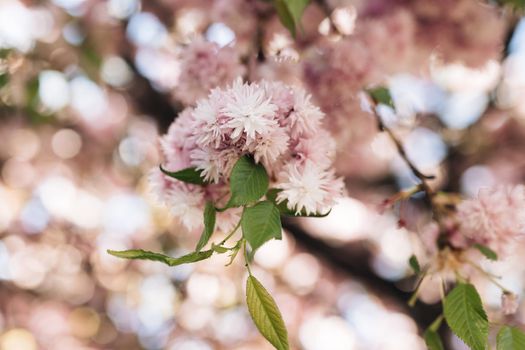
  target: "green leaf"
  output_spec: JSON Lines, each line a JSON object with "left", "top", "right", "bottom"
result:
{"left": 285, "top": 0, "right": 309, "bottom": 28}
{"left": 26, "top": 77, "right": 39, "bottom": 109}
{"left": 0, "top": 73, "right": 8, "bottom": 89}
{"left": 241, "top": 201, "right": 282, "bottom": 252}
{"left": 246, "top": 275, "right": 289, "bottom": 350}
{"left": 429, "top": 315, "right": 444, "bottom": 332}
{"left": 225, "top": 156, "right": 269, "bottom": 208}
{"left": 107, "top": 249, "right": 213, "bottom": 266}
{"left": 266, "top": 188, "right": 291, "bottom": 213}
{"left": 497, "top": 0, "right": 525, "bottom": 11}
{"left": 473, "top": 243, "right": 498, "bottom": 261}
{"left": 366, "top": 86, "right": 394, "bottom": 108}
{"left": 497, "top": 326, "right": 525, "bottom": 350}
{"left": 444, "top": 283, "right": 488, "bottom": 350}
{"left": 159, "top": 165, "right": 206, "bottom": 185}
{"left": 274, "top": 0, "right": 310, "bottom": 37}
{"left": 274, "top": 0, "right": 296, "bottom": 37}
{"left": 0, "top": 49, "right": 10, "bottom": 59}
{"left": 424, "top": 329, "right": 444, "bottom": 350}
{"left": 196, "top": 202, "right": 216, "bottom": 251}
{"left": 409, "top": 255, "right": 421, "bottom": 274}
{"left": 266, "top": 189, "right": 331, "bottom": 217}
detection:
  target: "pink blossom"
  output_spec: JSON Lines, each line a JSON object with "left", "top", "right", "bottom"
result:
{"left": 457, "top": 185, "right": 525, "bottom": 253}
{"left": 292, "top": 130, "right": 336, "bottom": 169}
{"left": 153, "top": 78, "right": 344, "bottom": 233}
{"left": 288, "top": 87, "right": 324, "bottom": 138}
{"left": 211, "top": 0, "right": 259, "bottom": 55}
{"left": 261, "top": 81, "right": 294, "bottom": 123}
{"left": 160, "top": 108, "right": 195, "bottom": 168}
{"left": 222, "top": 79, "right": 278, "bottom": 142}
{"left": 247, "top": 127, "right": 290, "bottom": 173}
{"left": 501, "top": 292, "right": 519, "bottom": 315}
{"left": 192, "top": 92, "right": 227, "bottom": 148}
{"left": 275, "top": 161, "right": 344, "bottom": 215}
{"left": 190, "top": 147, "right": 223, "bottom": 184}
{"left": 420, "top": 222, "right": 440, "bottom": 254}
{"left": 149, "top": 167, "right": 205, "bottom": 231}
{"left": 174, "top": 39, "right": 245, "bottom": 105}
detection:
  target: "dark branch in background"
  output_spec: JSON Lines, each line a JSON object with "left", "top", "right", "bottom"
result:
{"left": 365, "top": 97, "right": 458, "bottom": 347}
{"left": 282, "top": 219, "right": 442, "bottom": 327}
{"left": 116, "top": 8, "right": 181, "bottom": 133}
{"left": 123, "top": 53, "right": 182, "bottom": 133}
{"left": 366, "top": 97, "right": 451, "bottom": 228}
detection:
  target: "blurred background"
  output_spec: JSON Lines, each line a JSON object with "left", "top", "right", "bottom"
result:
{"left": 1, "top": 0, "right": 525, "bottom": 349}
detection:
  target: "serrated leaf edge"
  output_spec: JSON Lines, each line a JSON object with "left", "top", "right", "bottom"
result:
{"left": 444, "top": 283, "right": 488, "bottom": 350}
{"left": 246, "top": 275, "right": 289, "bottom": 350}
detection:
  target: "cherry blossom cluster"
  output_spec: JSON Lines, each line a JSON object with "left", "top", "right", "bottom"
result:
{"left": 456, "top": 185, "right": 525, "bottom": 254}
{"left": 152, "top": 78, "right": 344, "bottom": 232}
{"left": 173, "top": 40, "right": 245, "bottom": 105}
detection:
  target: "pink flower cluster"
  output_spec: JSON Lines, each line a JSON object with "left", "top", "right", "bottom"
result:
{"left": 173, "top": 40, "right": 245, "bottom": 105}
{"left": 456, "top": 185, "right": 525, "bottom": 253}
{"left": 358, "top": 0, "right": 505, "bottom": 68}
{"left": 152, "top": 78, "right": 344, "bottom": 232}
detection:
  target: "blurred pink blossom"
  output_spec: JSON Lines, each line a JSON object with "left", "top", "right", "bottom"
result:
{"left": 501, "top": 292, "right": 519, "bottom": 315}
{"left": 457, "top": 185, "right": 525, "bottom": 253}
{"left": 174, "top": 39, "right": 245, "bottom": 105}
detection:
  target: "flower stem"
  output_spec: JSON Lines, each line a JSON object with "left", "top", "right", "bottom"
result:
{"left": 466, "top": 259, "right": 511, "bottom": 293}
{"left": 243, "top": 239, "right": 252, "bottom": 275}
{"left": 439, "top": 277, "right": 446, "bottom": 302}
{"left": 429, "top": 314, "right": 444, "bottom": 332}
{"left": 408, "top": 272, "right": 427, "bottom": 307}
{"left": 218, "top": 220, "right": 242, "bottom": 246}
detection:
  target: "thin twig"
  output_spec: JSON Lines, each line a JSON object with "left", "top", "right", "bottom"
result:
{"left": 408, "top": 271, "right": 428, "bottom": 307}
{"left": 369, "top": 99, "right": 439, "bottom": 215}
{"left": 372, "top": 102, "right": 435, "bottom": 185}
{"left": 466, "top": 259, "right": 511, "bottom": 293}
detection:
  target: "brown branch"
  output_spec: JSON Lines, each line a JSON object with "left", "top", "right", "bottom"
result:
{"left": 282, "top": 219, "right": 443, "bottom": 330}
{"left": 371, "top": 101, "right": 434, "bottom": 184}
{"left": 367, "top": 98, "right": 448, "bottom": 225}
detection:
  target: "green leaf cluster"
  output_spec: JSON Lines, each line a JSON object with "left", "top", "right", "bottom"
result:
{"left": 435, "top": 282, "right": 525, "bottom": 350}
{"left": 110, "top": 155, "right": 343, "bottom": 349}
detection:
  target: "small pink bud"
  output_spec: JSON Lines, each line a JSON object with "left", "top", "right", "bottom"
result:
{"left": 501, "top": 292, "right": 519, "bottom": 315}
